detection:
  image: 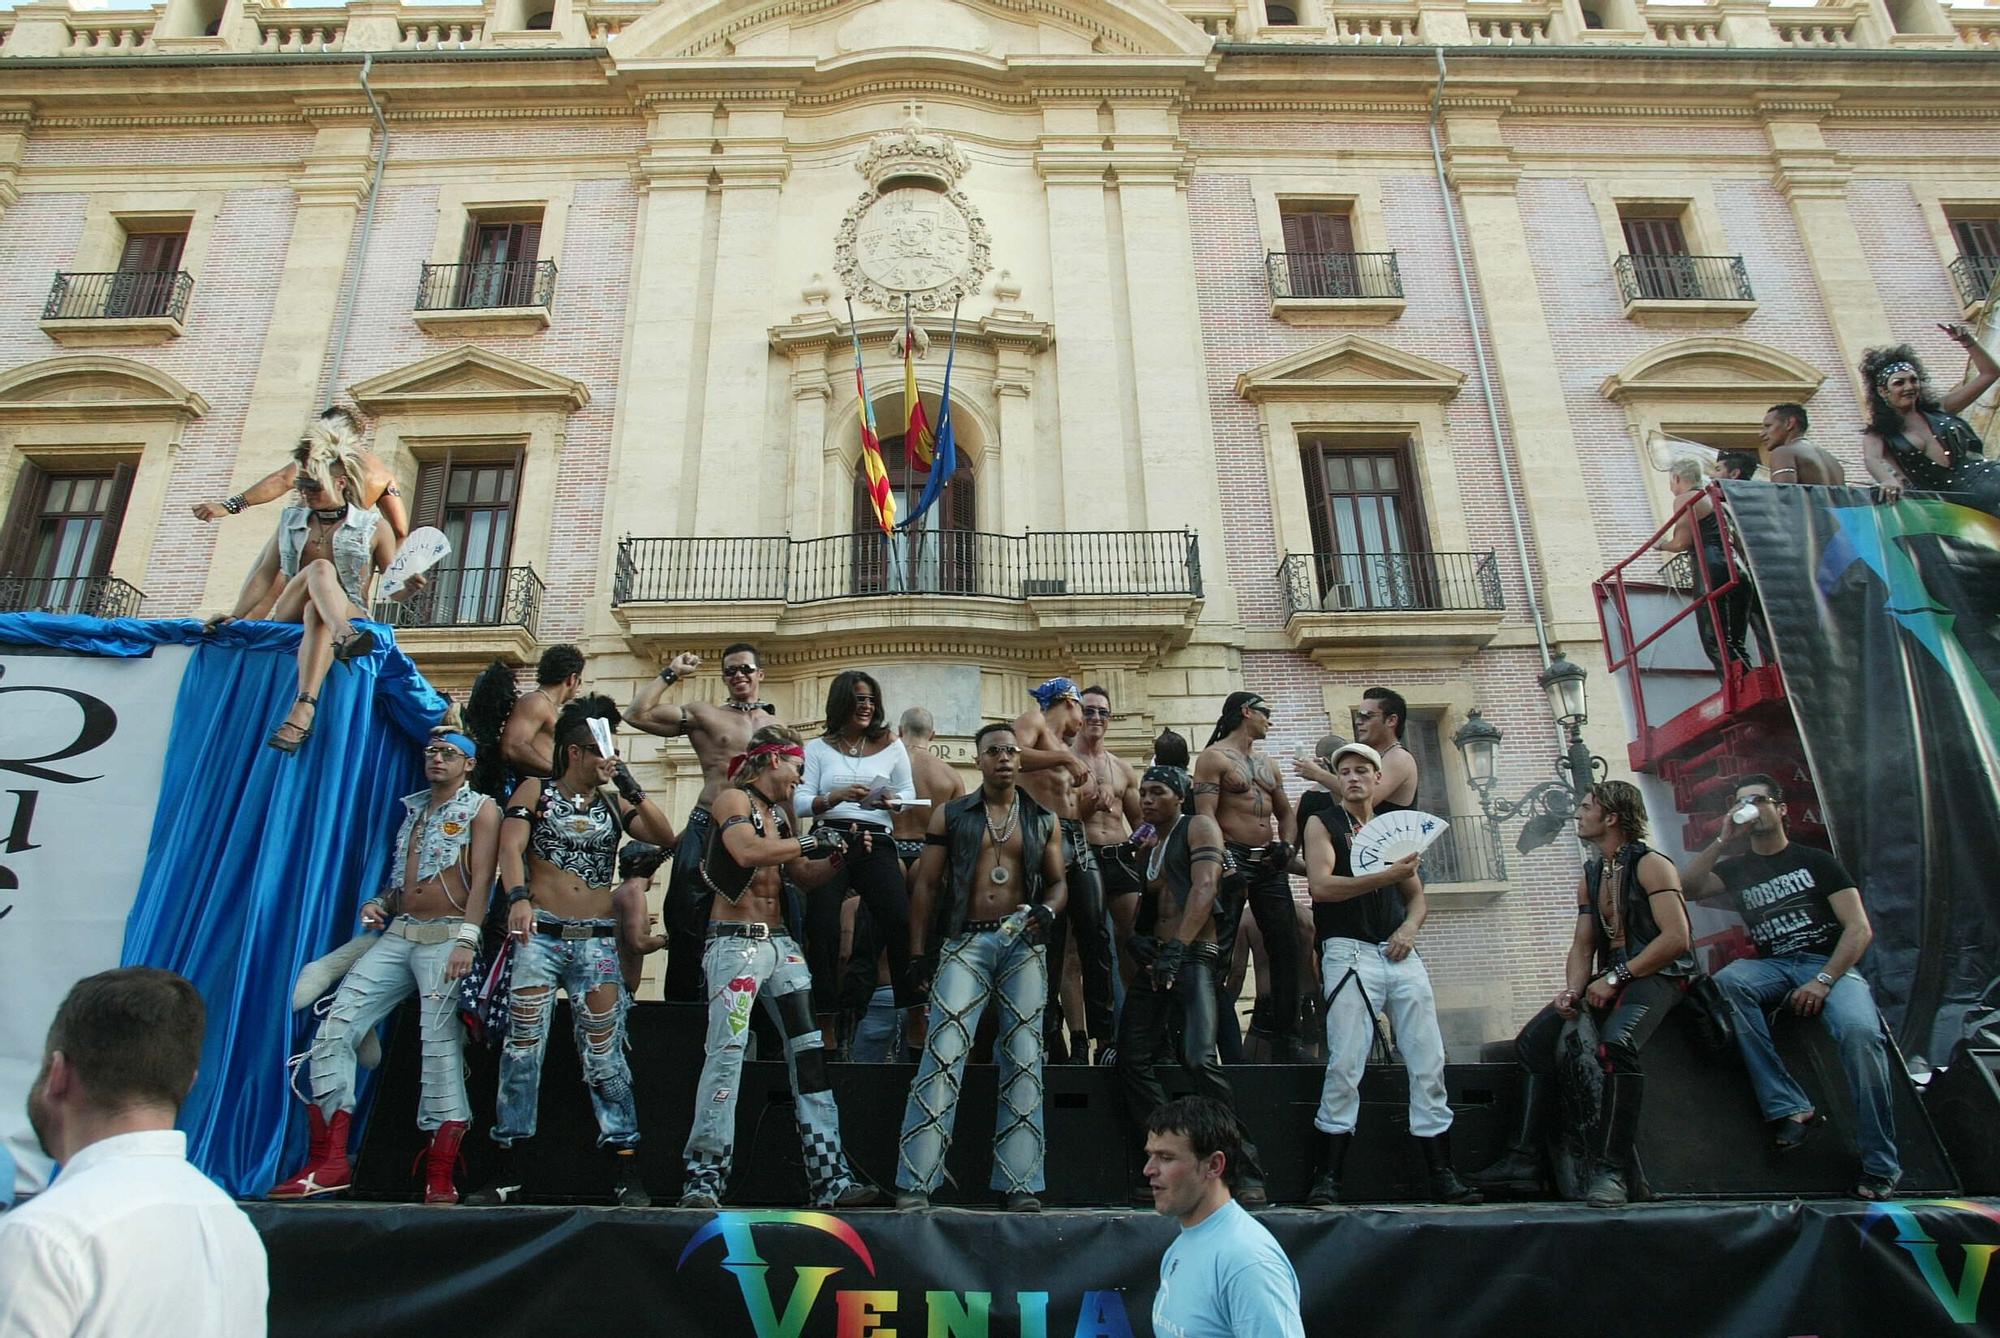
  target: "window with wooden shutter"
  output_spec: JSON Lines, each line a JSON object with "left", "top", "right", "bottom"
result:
{"left": 1280, "top": 205, "right": 1359, "bottom": 298}
{"left": 407, "top": 452, "right": 521, "bottom": 623}
{"left": 1299, "top": 440, "right": 1432, "bottom": 611}
{"left": 1620, "top": 212, "right": 1695, "bottom": 300}
{"left": 459, "top": 216, "right": 544, "bottom": 309}
{"left": 1950, "top": 213, "right": 2000, "bottom": 301}
{"left": 109, "top": 223, "right": 189, "bottom": 318}
{"left": 0, "top": 461, "right": 134, "bottom": 614}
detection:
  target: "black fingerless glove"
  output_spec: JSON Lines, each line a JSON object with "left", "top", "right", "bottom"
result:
{"left": 1025, "top": 902, "right": 1057, "bottom": 942}
{"left": 1265, "top": 839, "right": 1291, "bottom": 867}
{"left": 618, "top": 841, "right": 668, "bottom": 882}
{"left": 1152, "top": 939, "right": 1186, "bottom": 988}
{"left": 612, "top": 761, "right": 646, "bottom": 806}
{"left": 909, "top": 954, "right": 936, "bottom": 998}
{"left": 799, "top": 828, "right": 847, "bottom": 861}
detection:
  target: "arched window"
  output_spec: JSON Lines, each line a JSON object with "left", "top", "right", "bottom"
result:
{"left": 849, "top": 430, "right": 977, "bottom": 595}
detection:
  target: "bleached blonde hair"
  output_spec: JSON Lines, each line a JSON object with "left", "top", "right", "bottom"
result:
{"left": 291, "top": 408, "right": 367, "bottom": 507}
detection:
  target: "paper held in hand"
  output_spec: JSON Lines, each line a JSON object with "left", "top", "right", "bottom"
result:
{"left": 1349, "top": 810, "right": 1449, "bottom": 876}
{"left": 378, "top": 526, "right": 452, "bottom": 598}
{"left": 866, "top": 782, "right": 929, "bottom": 810}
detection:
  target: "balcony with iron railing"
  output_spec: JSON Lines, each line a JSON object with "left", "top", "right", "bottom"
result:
{"left": 373, "top": 565, "right": 543, "bottom": 672}
{"left": 0, "top": 573, "right": 145, "bottom": 620}
{"left": 613, "top": 529, "right": 1204, "bottom": 656}
{"left": 40, "top": 270, "right": 193, "bottom": 345}
{"left": 412, "top": 259, "right": 557, "bottom": 335}
{"left": 1265, "top": 251, "right": 1405, "bottom": 324}
{"left": 1614, "top": 254, "right": 1756, "bottom": 324}
{"left": 1276, "top": 549, "right": 1505, "bottom": 667}
{"left": 1950, "top": 254, "right": 1998, "bottom": 309}
{"left": 1420, "top": 820, "right": 1509, "bottom": 903}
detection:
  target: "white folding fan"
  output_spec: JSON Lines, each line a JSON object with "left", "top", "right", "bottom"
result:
{"left": 1348, "top": 810, "right": 1449, "bottom": 877}
{"left": 378, "top": 526, "right": 452, "bottom": 598}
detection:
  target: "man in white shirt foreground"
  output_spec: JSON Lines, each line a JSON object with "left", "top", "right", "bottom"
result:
{"left": 1146, "top": 1096, "right": 1305, "bottom": 1338}
{"left": 0, "top": 967, "right": 268, "bottom": 1337}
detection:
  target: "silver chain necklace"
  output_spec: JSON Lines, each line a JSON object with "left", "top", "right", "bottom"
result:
{"left": 985, "top": 795, "right": 1020, "bottom": 885}
{"left": 1147, "top": 816, "right": 1188, "bottom": 884}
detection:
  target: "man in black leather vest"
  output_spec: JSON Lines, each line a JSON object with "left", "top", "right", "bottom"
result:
{"left": 1469, "top": 781, "right": 1693, "bottom": 1207}
{"left": 895, "top": 722, "right": 1069, "bottom": 1211}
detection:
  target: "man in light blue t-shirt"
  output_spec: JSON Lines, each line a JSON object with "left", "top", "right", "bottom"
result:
{"left": 1146, "top": 1096, "right": 1306, "bottom": 1338}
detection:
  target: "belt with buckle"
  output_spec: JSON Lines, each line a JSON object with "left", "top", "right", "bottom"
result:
{"left": 707, "top": 921, "right": 775, "bottom": 940}
{"left": 388, "top": 917, "right": 460, "bottom": 945}
{"left": 961, "top": 918, "right": 1008, "bottom": 934}
{"left": 535, "top": 920, "right": 617, "bottom": 941}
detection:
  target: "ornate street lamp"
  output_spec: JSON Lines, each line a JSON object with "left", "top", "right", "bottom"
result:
{"left": 1452, "top": 653, "right": 1608, "bottom": 853}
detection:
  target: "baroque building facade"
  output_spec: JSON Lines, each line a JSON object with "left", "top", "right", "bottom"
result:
{"left": 0, "top": 0, "right": 1995, "bottom": 1043}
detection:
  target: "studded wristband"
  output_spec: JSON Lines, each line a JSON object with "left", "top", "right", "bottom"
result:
{"left": 222, "top": 494, "right": 246, "bottom": 515}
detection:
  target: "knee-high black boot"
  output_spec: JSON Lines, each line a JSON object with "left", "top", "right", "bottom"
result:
{"left": 1306, "top": 1132, "right": 1351, "bottom": 1208}
{"left": 1586, "top": 1071, "right": 1644, "bottom": 1208}
{"left": 1467, "top": 1071, "right": 1551, "bottom": 1194}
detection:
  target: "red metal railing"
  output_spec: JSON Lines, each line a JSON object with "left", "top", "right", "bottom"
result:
{"left": 1593, "top": 481, "right": 1759, "bottom": 764}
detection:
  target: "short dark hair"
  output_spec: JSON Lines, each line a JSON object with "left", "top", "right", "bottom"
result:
{"left": 536, "top": 644, "right": 585, "bottom": 687}
{"left": 1081, "top": 684, "right": 1110, "bottom": 706}
{"left": 825, "top": 670, "right": 890, "bottom": 743}
{"left": 721, "top": 642, "right": 760, "bottom": 667}
{"left": 1363, "top": 686, "right": 1408, "bottom": 739}
{"left": 1734, "top": 772, "right": 1784, "bottom": 803}
{"left": 1769, "top": 403, "right": 1808, "bottom": 436}
{"left": 46, "top": 967, "right": 205, "bottom": 1114}
{"left": 1145, "top": 1096, "right": 1244, "bottom": 1188}
{"left": 1153, "top": 729, "right": 1190, "bottom": 769}
{"left": 1589, "top": 779, "right": 1650, "bottom": 843}
{"left": 1717, "top": 451, "right": 1760, "bottom": 481}
{"left": 974, "top": 721, "right": 1016, "bottom": 747}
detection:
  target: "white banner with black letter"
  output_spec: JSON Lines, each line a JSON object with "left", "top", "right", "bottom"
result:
{"left": 0, "top": 645, "right": 190, "bottom": 1195}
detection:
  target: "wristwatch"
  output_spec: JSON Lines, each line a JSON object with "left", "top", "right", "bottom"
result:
{"left": 1605, "top": 965, "right": 1630, "bottom": 988}
{"left": 1813, "top": 971, "right": 1835, "bottom": 987}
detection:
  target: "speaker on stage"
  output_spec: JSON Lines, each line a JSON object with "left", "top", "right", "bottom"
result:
{"left": 1926, "top": 1045, "right": 2000, "bottom": 1194}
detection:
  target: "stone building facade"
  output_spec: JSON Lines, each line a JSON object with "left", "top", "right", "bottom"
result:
{"left": 0, "top": 0, "right": 1995, "bottom": 1043}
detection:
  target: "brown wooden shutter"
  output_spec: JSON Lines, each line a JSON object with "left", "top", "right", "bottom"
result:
{"left": 89, "top": 463, "right": 136, "bottom": 578}
{"left": 117, "top": 231, "right": 185, "bottom": 273}
{"left": 1954, "top": 217, "right": 2000, "bottom": 261}
{"left": 0, "top": 459, "right": 47, "bottom": 577}
{"left": 1621, "top": 216, "right": 1688, "bottom": 257}
{"left": 1282, "top": 210, "right": 1353, "bottom": 255}
{"left": 412, "top": 457, "right": 450, "bottom": 531}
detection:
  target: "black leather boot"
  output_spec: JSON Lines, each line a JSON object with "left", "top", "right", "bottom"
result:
{"left": 1306, "top": 1132, "right": 1351, "bottom": 1208}
{"left": 1586, "top": 1072, "right": 1644, "bottom": 1208}
{"left": 1467, "top": 1071, "right": 1551, "bottom": 1195}
{"left": 1415, "top": 1132, "right": 1483, "bottom": 1205}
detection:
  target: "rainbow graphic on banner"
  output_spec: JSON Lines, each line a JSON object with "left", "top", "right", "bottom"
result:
{"left": 1866, "top": 1199, "right": 2000, "bottom": 1324}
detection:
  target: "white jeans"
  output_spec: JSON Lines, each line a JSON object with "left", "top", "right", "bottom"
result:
{"left": 1314, "top": 937, "right": 1453, "bottom": 1138}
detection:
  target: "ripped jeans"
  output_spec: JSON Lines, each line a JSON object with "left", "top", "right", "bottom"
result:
{"left": 683, "top": 928, "right": 862, "bottom": 1206}
{"left": 492, "top": 915, "right": 638, "bottom": 1149}
{"left": 308, "top": 917, "right": 466, "bottom": 1131}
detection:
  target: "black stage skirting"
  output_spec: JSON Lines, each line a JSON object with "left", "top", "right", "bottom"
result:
{"left": 249, "top": 1197, "right": 2000, "bottom": 1337}
{"left": 351, "top": 999, "right": 1956, "bottom": 1207}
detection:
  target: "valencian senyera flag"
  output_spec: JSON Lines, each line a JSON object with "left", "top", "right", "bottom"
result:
{"left": 899, "top": 300, "right": 960, "bottom": 533}
{"left": 902, "top": 294, "right": 935, "bottom": 471}
{"left": 845, "top": 296, "right": 895, "bottom": 534}
{"left": 1723, "top": 479, "right": 2000, "bottom": 1064}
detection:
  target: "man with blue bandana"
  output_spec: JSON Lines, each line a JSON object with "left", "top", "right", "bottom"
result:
{"left": 270, "top": 727, "right": 499, "bottom": 1204}
{"left": 1012, "top": 676, "right": 1116, "bottom": 1062}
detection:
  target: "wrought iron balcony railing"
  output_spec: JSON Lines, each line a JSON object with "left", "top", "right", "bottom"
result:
{"left": 1277, "top": 550, "right": 1503, "bottom": 619}
{"left": 615, "top": 530, "right": 1202, "bottom": 606}
{"left": 1266, "top": 250, "right": 1403, "bottom": 300}
{"left": 43, "top": 270, "right": 193, "bottom": 322}
{"left": 1950, "top": 254, "right": 1998, "bottom": 308}
{"left": 1614, "top": 253, "right": 1753, "bottom": 303}
{"left": 415, "top": 259, "right": 557, "bottom": 312}
{"left": 374, "top": 565, "right": 542, "bottom": 634}
{"left": 0, "top": 573, "right": 145, "bottom": 619}
{"left": 1421, "top": 820, "right": 1508, "bottom": 886}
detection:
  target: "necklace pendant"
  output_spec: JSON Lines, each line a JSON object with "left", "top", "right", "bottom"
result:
{"left": 990, "top": 866, "right": 1010, "bottom": 886}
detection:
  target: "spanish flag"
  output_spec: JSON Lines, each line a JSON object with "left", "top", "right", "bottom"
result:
{"left": 846, "top": 297, "right": 895, "bottom": 534}
{"left": 902, "top": 295, "right": 935, "bottom": 471}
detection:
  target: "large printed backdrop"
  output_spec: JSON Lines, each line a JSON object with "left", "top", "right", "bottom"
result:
{"left": 0, "top": 641, "right": 189, "bottom": 1195}
{"left": 1725, "top": 481, "right": 2000, "bottom": 1064}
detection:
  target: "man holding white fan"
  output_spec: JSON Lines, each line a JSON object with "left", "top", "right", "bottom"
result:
{"left": 1299, "top": 742, "right": 1478, "bottom": 1207}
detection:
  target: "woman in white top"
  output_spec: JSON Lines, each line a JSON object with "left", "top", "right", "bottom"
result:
{"left": 797, "top": 670, "right": 919, "bottom": 1029}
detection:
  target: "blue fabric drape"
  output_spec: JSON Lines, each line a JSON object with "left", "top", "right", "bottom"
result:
{"left": 1, "top": 614, "right": 447, "bottom": 1195}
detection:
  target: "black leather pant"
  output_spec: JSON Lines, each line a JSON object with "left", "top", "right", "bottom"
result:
{"left": 1516, "top": 974, "right": 1684, "bottom": 1076}
{"left": 1118, "top": 938, "right": 1262, "bottom": 1181}
{"left": 1220, "top": 841, "right": 1303, "bottom": 1054}
{"left": 661, "top": 806, "right": 712, "bottom": 1002}
{"left": 1043, "top": 820, "right": 1115, "bottom": 1043}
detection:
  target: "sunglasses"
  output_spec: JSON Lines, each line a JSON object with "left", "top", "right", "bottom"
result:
{"left": 982, "top": 745, "right": 1021, "bottom": 758}
{"left": 1081, "top": 706, "right": 1111, "bottom": 720}
{"left": 721, "top": 664, "right": 758, "bottom": 678}
{"left": 1245, "top": 705, "right": 1272, "bottom": 719}
{"left": 422, "top": 744, "right": 466, "bottom": 760}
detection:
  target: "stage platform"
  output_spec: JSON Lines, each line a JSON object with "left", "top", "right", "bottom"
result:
{"left": 249, "top": 1196, "right": 2000, "bottom": 1336}
{"left": 348, "top": 999, "right": 1957, "bottom": 1208}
